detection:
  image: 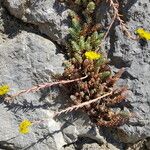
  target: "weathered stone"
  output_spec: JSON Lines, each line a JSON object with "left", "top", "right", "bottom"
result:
{"left": 61, "top": 111, "right": 105, "bottom": 144}
{"left": 1, "top": 0, "right": 150, "bottom": 148}
{"left": 64, "top": 137, "right": 120, "bottom": 150}
{"left": 4, "top": 0, "right": 70, "bottom": 44}
{"left": 97, "top": 0, "right": 150, "bottom": 143}
{"left": 146, "top": 138, "right": 150, "bottom": 150}
{"left": 0, "top": 27, "right": 105, "bottom": 150}
{"left": 0, "top": 31, "right": 66, "bottom": 150}
{"left": 79, "top": 142, "right": 102, "bottom": 150}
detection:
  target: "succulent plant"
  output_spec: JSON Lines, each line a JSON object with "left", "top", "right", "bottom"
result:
{"left": 60, "top": 0, "right": 130, "bottom": 127}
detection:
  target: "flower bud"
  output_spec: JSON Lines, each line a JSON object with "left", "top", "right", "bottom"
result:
{"left": 86, "top": 2, "right": 96, "bottom": 13}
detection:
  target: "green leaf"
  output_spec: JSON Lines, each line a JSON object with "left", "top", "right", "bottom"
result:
{"left": 79, "top": 36, "right": 85, "bottom": 50}
{"left": 91, "top": 31, "right": 99, "bottom": 41}
{"left": 82, "top": 0, "right": 87, "bottom": 3}
{"left": 71, "top": 41, "right": 80, "bottom": 51}
{"left": 94, "top": 39, "right": 101, "bottom": 47}
{"left": 85, "top": 43, "right": 92, "bottom": 51}
{"left": 75, "top": 0, "right": 81, "bottom": 4}
{"left": 85, "top": 36, "right": 92, "bottom": 50}
{"left": 98, "top": 32, "right": 105, "bottom": 39}
{"left": 72, "top": 18, "right": 81, "bottom": 31}
{"left": 74, "top": 53, "right": 83, "bottom": 63}
{"left": 86, "top": 36, "right": 91, "bottom": 43}
{"left": 86, "top": 2, "right": 95, "bottom": 13}
{"left": 69, "top": 10, "right": 77, "bottom": 18}
{"left": 101, "top": 71, "right": 111, "bottom": 80}
{"left": 69, "top": 28, "right": 80, "bottom": 40}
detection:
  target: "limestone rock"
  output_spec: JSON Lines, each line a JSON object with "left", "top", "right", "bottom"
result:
{"left": 1, "top": 0, "right": 150, "bottom": 148}
{"left": 97, "top": 0, "right": 150, "bottom": 143}
{"left": 146, "top": 138, "right": 150, "bottom": 150}
{"left": 0, "top": 30, "right": 105, "bottom": 150}
{"left": 0, "top": 31, "right": 65, "bottom": 150}
{"left": 61, "top": 112, "right": 105, "bottom": 144}
{"left": 4, "top": 0, "right": 70, "bottom": 44}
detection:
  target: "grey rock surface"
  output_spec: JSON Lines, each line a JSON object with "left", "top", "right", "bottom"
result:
{"left": 97, "top": 0, "right": 150, "bottom": 144}
{"left": 0, "top": 30, "right": 66, "bottom": 150}
{"left": 0, "top": 30, "right": 104, "bottom": 150}
{"left": 0, "top": 5, "right": 105, "bottom": 150}
{"left": 4, "top": 0, "right": 69, "bottom": 44}
{"left": 60, "top": 111, "right": 105, "bottom": 144}
{"left": 146, "top": 138, "right": 150, "bottom": 150}
{"left": 64, "top": 137, "right": 120, "bottom": 150}
{"left": 1, "top": 0, "right": 150, "bottom": 149}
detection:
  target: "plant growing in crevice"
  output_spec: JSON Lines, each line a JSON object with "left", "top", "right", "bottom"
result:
{"left": 2, "top": 0, "right": 139, "bottom": 133}
{"left": 59, "top": 0, "right": 131, "bottom": 127}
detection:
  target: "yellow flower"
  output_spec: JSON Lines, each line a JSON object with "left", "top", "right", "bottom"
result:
{"left": 0, "top": 85, "right": 10, "bottom": 96}
{"left": 19, "top": 120, "right": 32, "bottom": 134}
{"left": 85, "top": 51, "right": 101, "bottom": 60}
{"left": 136, "top": 28, "right": 150, "bottom": 40}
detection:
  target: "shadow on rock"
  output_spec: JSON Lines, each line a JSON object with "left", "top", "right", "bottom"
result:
{"left": 0, "top": 85, "right": 70, "bottom": 114}
{"left": 0, "top": 1, "right": 40, "bottom": 39}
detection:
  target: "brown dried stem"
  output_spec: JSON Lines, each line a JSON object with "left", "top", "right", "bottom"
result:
{"left": 54, "top": 91, "right": 112, "bottom": 117}
{"left": 97, "top": 0, "right": 137, "bottom": 51}
{"left": 5, "top": 75, "right": 87, "bottom": 101}
{"left": 108, "top": 0, "right": 136, "bottom": 40}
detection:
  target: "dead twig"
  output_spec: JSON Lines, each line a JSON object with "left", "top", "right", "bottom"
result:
{"left": 108, "top": 0, "right": 136, "bottom": 40}
{"left": 97, "top": 0, "right": 137, "bottom": 51}
{"left": 54, "top": 91, "right": 112, "bottom": 117}
{"left": 5, "top": 75, "right": 87, "bottom": 101}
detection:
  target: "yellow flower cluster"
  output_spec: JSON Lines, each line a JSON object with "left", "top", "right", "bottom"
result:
{"left": 19, "top": 120, "right": 32, "bottom": 134}
{"left": 85, "top": 51, "right": 101, "bottom": 60}
{"left": 0, "top": 85, "right": 9, "bottom": 96}
{"left": 136, "top": 28, "right": 150, "bottom": 40}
